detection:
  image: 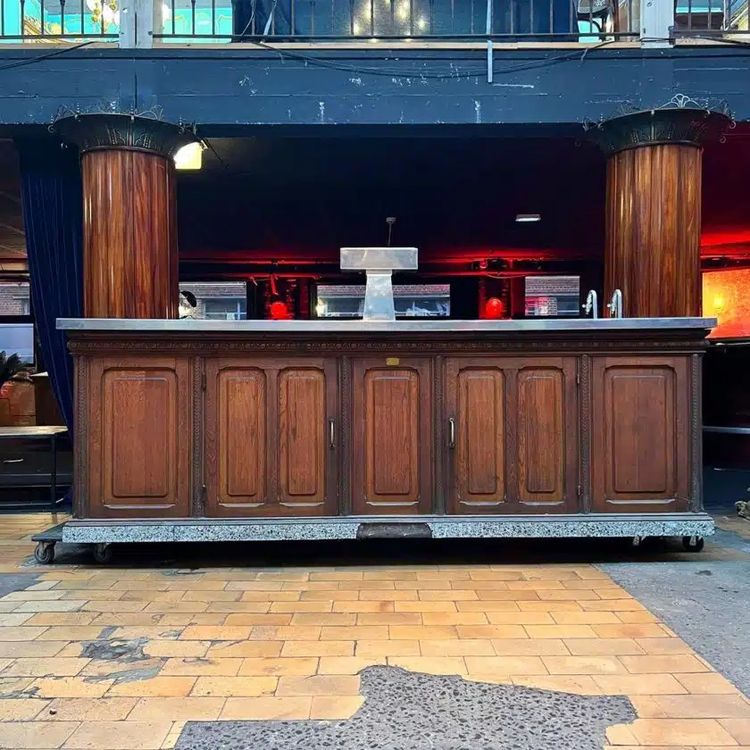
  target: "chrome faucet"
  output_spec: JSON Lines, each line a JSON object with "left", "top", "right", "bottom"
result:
{"left": 582, "top": 289, "right": 598, "bottom": 319}
{"left": 607, "top": 289, "right": 623, "bottom": 319}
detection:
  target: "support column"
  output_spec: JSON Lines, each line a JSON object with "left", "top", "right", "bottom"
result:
{"left": 55, "top": 114, "right": 195, "bottom": 318}
{"left": 592, "top": 106, "right": 729, "bottom": 318}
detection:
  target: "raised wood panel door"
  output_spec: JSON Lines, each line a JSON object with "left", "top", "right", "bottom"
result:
{"left": 591, "top": 357, "right": 689, "bottom": 512}
{"left": 351, "top": 358, "right": 432, "bottom": 514}
{"left": 205, "top": 358, "right": 337, "bottom": 517}
{"left": 87, "top": 357, "right": 191, "bottom": 518}
{"left": 445, "top": 357, "right": 578, "bottom": 514}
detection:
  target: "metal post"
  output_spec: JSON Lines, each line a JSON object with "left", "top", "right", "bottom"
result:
{"left": 119, "top": 0, "right": 155, "bottom": 48}
{"left": 641, "top": 0, "right": 673, "bottom": 47}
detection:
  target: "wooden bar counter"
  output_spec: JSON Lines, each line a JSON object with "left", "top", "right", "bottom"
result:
{"left": 54, "top": 317, "right": 716, "bottom": 547}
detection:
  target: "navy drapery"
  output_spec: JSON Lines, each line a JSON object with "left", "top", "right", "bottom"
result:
{"left": 17, "top": 141, "right": 83, "bottom": 433}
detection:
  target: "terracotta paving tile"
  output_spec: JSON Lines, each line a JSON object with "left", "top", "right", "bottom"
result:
{"left": 491, "top": 639, "right": 569, "bottom": 656}
{"left": 270, "top": 601, "right": 334, "bottom": 613}
{"left": 80, "top": 658, "right": 165, "bottom": 680}
{"left": 205, "top": 641, "right": 283, "bottom": 658}
{"left": 394, "top": 580, "right": 453, "bottom": 590}
{"left": 456, "top": 625, "right": 527, "bottom": 639}
{"left": 309, "top": 695, "right": 364, "bottom": 719}
{"left": 628, "top": 718, "right": 737, "bottom": 746}
{"left": 276, "top": 675, "right": 361, "bottom": 696}
{"left": 417, "top": 590, "right": 479, "bottom": 601}
{"left": 36, "top": 627, "right": 106, "bottom": 641}
{"left": 160, "top": 657, "right": 242, "bottom": 676}
{"left": 0, "top": 641, "right": 68, "bottom": 657}
{"left": 222, "top": 614, "right": 293, "bottom": 626}
{"left": 319, "top": 626, "right": 390, "bottom": 641}
{"left": 310, "top": 572, "right": 364, "bottom": 581}
{"left": 516, "top": 601, "right": 583, "bottom": 612}
{"left": 418, "top": 639, "right": 494, "bottom": 656}
{"left": 2, "top": 658, "right": 90, "bottom": 677}
{"left": 317, "top": 656, "right": 386, "bottom": 674}
{"left": 676, "top": 672, "right": 741, "bottom": 694}
{"left": 235, "top": 591, "right": 301, "bottom": 602}
{"left": 524, "top": 625, "right": 597, "bottom": 639}
{"left": 563, "top": 638, "right": 645, "bottom": 656}
{"left": 605, "top": 722, "right": 639, "bottom": 744}
{"left": 619, "top": 654, "right": 711, "bottom": 674}
{"left": 299, "top": 590, "right": 359, "bottom": 601}
{"left": 389, "top": 625, "right": 458, "bottom": 640}
{"left": 506, "top": 580, "right": 565, "bottom": 591}
{"left": 159, "top": 720, "right": 185, "bottom": 750}
{"left": 0, "top": 626, "right": 49, "bottom": 641}
{"left": 190, "top": 675, "right": 277, "bottom": 696}
{"left": 356, "top": 613, "right": 422, "bottom": 626}
{"left": 1, "top": 591, "right": 66, "bottom": 602}
{"left": 80, "top": 601, "right": 148, "bottom": 613}
{"left": 485, "top": 612, "right": 555, "bottom": 625}
{"left": 128, "top": 696, "right": 226, "bottom": 721}
{"left": 541, "top": 655, "right": 626, "bottom": 675}
{"left": 180, "top": 590, "right": 242, "bottom": 602}
{"left": 550, "top": 611, "right": 622, "bottom": 625}
{"left": 178, "top": 625, "right": 250, "bottom": 640}
{"left": 164, "top": 580, "right": 229, "bottom": 591}
{"left": 395, "top": 601, "right": 458, "bottom": 613}
{"left": 43, "top": 698, "right": 138, "bottom": 722}
{"left": 142, "top": 640, "right": 211, "bottom": 658}
{"left": 120, "top": 591, "right": 185, "bottom": 603}
{"left": 249, "top": 626, "right": 321, "bottom": 641}
{"left": 592, "top": 623, "right": 670, "bottom": 639}
{"left": 511, "top": 675, "right": 602, "bottom": 695}
{"left": 419, "top": 612, "right": 484, "bottom": 626}
{"left": 581, "top": 599, "right": 647, "bottom": 612}
{"left": 630, "top": 694, "right": 750, "bottom": 719}
{"left": 334, "top": 601, "right": 395, "bottom": 613}
{"left": 220, "top": 696, "right": 312, "bottom": 720}
{"left": 90, "top": 614, "right": 164, "bottom": 627}
{"left": 238, "top": 657, "right": 319, "bottom": 677}
{"left": 109, "top": 627, "right": 184, "bottom": 640}
{"left": 634, "top": 637, "right": 693, "bottom": 655}
{"left": 281, "top": 640, "right": 355, "bottom": 657}
{"left": 474, "top": 590, "right": 541, "bottom": 601}
{"left": 387, "top": 656, "right": 467, "bottom": 675}
{"left": 0, "top": 720, "right": 79, "bottom": 749}
{"left": 465, "top": 656, "right": 548, "bottom": 675}
{"left": 58, "top": 590, "right": 125, "bottom": 602}
{"left": 106, "top": 677, "right": 197, "bottom": 698}
{"left": 32, "top": 677, "right": 115, "bottom": 699}
{"left": 355, "top": 640, "right": 420, "bottom": 657}
{"left": 0, "top": 613, "right": 34, "bottom": 627}
{"left": 205, "top": 602, "right": 272, "bottom": 613}
{"left": 593, "top": 673, "right": 688, "bottom": 695}
{"left": 0, "top": 697, "right": 50, "bottom": 720}
{"left": 63, "top": 719, "right": 172, "bottom": 749}
{"left": 720, "top": 718, "right": 750, "bottom": 743}
{"left": 291, "top": 612, "right": 358, "bottom": 627}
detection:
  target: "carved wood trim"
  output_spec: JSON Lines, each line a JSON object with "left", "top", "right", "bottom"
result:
{"left": 690, "top": 353, "right": 704, "bottom": 512}
{"left": 579, "top": 354, "right": 593, "bottom": 514}
{"left": 191, "top": 356, "right": 205, "bottom": 517}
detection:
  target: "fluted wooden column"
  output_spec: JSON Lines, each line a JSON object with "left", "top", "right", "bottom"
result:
{"left": 56, "top": 114, "right": 194, "bottom": 318}
{"left": 594, "top": 107, "right": 730, "bottom": 318}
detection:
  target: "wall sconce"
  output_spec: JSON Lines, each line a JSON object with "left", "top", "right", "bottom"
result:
{"left": 174, "top": 142, "right": 205, "bottom": 171}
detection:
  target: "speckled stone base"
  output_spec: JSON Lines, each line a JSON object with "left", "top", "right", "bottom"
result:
{"left": 176, "top": 666, "right": 636, "bottom": 750}
{"left": 61, "top": 514, "right": 715, "bottom": 545}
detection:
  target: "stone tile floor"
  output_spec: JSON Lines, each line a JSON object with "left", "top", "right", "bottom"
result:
{"left": 0, "top": 512, "right": 747, "bottom": 749}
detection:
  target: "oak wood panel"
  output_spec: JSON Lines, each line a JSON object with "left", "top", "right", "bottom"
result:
{"left": 204, "top": 358, "right": 337, "bottom": 517}
{"left": 82, "top": 150, "right": 178, "bottom": 318}
{"left": 351, "top": 358, "right": 432, "bottom": 514}
{"left": 87, "top": 356, "right": 191, "bottom": 517}
{"left": 278, "top": 367, "right": 328, "bottom": 508}
{"left": 605, "top": 144, "right": 702, "bottom": 317}
{"left": 591, "top": 356, "right": 689, "bottom": 512}
{"left": 445, "top": 357, "right": 578, "bottom": 514}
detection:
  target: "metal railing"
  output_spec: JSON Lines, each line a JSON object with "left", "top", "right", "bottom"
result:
{"left": 152, "top": 0, "right": 639, "bottom": 42}
{"left": 673, "top": 0, "right": 749, "bottom": 35}
{"left": 0, "top": 0, "right": 119, "bottom": 40}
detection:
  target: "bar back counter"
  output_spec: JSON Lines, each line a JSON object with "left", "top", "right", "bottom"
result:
{"left": 40, "top": 317, "right": 715, "bottom": 561}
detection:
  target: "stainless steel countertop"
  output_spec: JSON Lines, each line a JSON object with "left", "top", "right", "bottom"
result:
{"left": 57, "top": 317, "right": 717, "bottom": 333}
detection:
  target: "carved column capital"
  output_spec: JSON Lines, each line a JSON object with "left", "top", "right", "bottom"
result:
{"left": 54, "top": 113, "right": 196, "bottom": 158}
{"left": 588, "top": 105, "right": 731, "bottom": 156}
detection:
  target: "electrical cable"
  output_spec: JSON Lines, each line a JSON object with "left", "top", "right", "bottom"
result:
{"left": 0, "top": 40, "right": 95, "bottom": 72}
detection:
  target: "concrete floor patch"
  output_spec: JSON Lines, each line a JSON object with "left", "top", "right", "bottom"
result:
{"left": 176, "top": 666, "right": 636, "bottom": 749}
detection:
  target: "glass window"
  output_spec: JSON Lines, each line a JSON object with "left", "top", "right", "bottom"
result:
{"left": 315, "top": 284, "right": 451, "bottom": 319}
{"left": 179, "top": 282, "right": 247, "bottom": 320}
{"left": 0, "top": 323, "right": 34, "bottom": 364}
{"left": 524, "top": 276, "right": 581, "bottom": 317}
{"left": 0, "top": 282, "right": 31, "bottom": 317}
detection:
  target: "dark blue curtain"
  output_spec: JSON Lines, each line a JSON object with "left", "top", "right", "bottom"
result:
{"left": 17, "top": 140, "right": 83, "bottom": 434}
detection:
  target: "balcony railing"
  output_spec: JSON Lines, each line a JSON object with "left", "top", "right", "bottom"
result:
{"left": 673, "top": 0, "right": 749, "bottom": 35}
{"left": 0, "top": 0, "right": 640, "bottom": 42}
{"left": 153, "top": 0, "right": 640, "bottom": 42}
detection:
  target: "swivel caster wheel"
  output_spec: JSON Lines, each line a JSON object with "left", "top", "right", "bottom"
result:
{"left": 92, "top": 543, "right": 114, "bottom": 565}
{"left": 682, "top": 535, "right": 705, "bottom": 553}
{"left": 33, "top": 541, "right": 55, "bottom": 565}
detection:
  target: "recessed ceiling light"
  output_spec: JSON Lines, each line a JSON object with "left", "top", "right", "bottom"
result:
{"left": 515, "top": 213, "right": 541, "bottom": 223}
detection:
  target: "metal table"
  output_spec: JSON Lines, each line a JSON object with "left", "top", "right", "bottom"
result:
{"left": 0, "top": 426, "right": 69, "bottom": 511}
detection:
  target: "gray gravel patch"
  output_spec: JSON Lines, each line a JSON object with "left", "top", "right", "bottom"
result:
{"left": 176, "top": 665, "right": 635, "bottom": 750}
{"left": 601, "top": 527, "right": 750, "bottom": 697}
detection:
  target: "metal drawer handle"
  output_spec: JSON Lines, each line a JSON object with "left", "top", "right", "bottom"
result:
{"left": 328, "top": 418, "right": 336, "bottom": 449}
{"left": 448, "top": 417, "right": 456, "bottom": 449}
{"left": 2, "top": 459, "right": 24, "bottom": 464}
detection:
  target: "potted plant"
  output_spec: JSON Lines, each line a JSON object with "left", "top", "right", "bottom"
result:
{"left": 0, "top": 352, "right": 33, "bottom": 426}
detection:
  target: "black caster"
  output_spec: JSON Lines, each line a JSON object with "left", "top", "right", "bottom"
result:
{"left": 92, "top": 543, "right": 114, "bottom": 564}
{"left": 682, "top": 535, "right": 705, "bottom": 552}
{"left": 34, "top": 541, "right": 55, "bottom": 565}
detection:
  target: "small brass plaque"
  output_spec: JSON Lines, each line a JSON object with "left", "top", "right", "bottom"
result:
{"left": 386, "top": 357, "right": 400, "bottom": 366}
